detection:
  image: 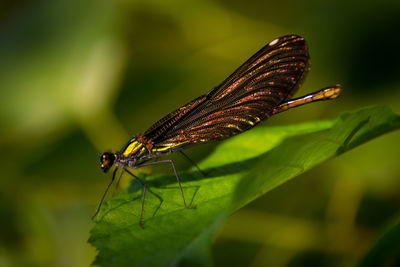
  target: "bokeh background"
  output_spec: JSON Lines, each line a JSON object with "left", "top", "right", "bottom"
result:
{"left": 1, "top": 0, "right": 399, "bottom": 266}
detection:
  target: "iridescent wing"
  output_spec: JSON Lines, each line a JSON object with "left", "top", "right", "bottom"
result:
{"left": 144, "top": 35, "right": 310, "bottom": 150}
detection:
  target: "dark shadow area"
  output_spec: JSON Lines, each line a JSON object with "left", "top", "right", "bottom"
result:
{"left": 344, "top": 9, "right": 400, "bottom": 94}
{"left": 336, "top": 117, "right": 370, "bottom": 154}
{"left": 286, "top": 250, "right": 340, "bottom": 267}
{"left": 212, "top": 238, "right": 262, "bottom": 267}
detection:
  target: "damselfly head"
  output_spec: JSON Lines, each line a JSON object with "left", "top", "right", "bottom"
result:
{"left": 100, "top": 152, "right": 116, "bottom": 173}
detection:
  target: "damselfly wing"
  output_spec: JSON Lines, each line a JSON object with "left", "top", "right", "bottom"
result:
{"left": 94, "top": 35, "right": 341, "bottom": 226}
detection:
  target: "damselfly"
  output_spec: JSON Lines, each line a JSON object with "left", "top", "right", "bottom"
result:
{"left": 93, "top": 35, "right": 341, "bottom": 226}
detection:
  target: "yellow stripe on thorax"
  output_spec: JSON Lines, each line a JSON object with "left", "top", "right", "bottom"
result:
{"left": 122, "top": 140, "right": 144, "bottom": 157}
{"left": 153, "top": 141, "right": 190, "bottom": 153}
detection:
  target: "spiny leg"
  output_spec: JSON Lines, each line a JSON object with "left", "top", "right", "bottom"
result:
{"left": 92, "top": 167, "right": 119, "bottom": 220}
{"left": 136, "top": 160, "right": 195, "bottom": 209}
{"left": 273, "top": 85, "right": 342, "bottom": 114}
{"left": 122, "top": 167, "right": 147, "bottom": 228}
{"left": 179, "top": 151, "right": 206, "bottom": 176}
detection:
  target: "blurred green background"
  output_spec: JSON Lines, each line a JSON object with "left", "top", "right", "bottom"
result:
{"left": 1, "top": 0, "right": 399, "bottom": 266}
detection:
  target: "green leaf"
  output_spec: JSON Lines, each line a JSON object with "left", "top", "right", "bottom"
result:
{"left": 89, "top": 106, "right": 400, "bottom": 266}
